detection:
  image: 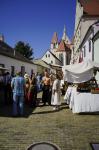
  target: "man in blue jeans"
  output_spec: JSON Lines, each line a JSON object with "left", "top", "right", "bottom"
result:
{"left": 11, "top": 72, "right": 25, "bottom": 117}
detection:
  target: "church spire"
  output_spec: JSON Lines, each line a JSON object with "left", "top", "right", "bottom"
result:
{"left": 62, "top": 25, "right": 66, "bottom": 41}
{"left": 51, "top": 32, "right": 58, "bottom": 44}
{"left": 62, "top": 25, "right": 71, "bottom": 44}
{"left": 51, "top": 32, "right": 58, "bottom": 50}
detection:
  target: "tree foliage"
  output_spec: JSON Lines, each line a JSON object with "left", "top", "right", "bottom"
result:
{"left": 15, "top": 41, "right": 34, "bottom": 60}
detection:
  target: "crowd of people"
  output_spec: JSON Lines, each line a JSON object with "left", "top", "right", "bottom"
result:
{"left": 0, "top": 71, "right": 12, "bottom": 105}
{"left": 0, "top": 69, "right": 63, "bottom": 117}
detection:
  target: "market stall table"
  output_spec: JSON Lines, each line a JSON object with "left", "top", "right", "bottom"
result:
{"left": 64, "top": 87, "right": 99, "bottom": 113}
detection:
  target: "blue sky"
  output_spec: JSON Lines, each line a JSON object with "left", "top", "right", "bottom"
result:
{"left": 0, "top": 0, "right": 76, "bottom": 58}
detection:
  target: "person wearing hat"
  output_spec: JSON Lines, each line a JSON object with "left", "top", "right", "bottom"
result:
{"left": 24, "top": 73, "right": 30, "bottom": 79}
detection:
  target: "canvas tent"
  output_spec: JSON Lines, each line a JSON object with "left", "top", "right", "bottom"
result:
{"left": 62, "top": 60, "right": 99, "bottom": 83}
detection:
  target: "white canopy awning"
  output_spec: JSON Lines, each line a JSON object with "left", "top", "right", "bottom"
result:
{"left": 62, "top": 60, "right": 99, "bottom": 83}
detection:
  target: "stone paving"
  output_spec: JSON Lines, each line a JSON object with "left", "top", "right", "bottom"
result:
{"left": 0, "top": 93, "right": 99, "bottom": 150}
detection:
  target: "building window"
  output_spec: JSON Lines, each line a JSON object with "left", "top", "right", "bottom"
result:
{"left": 83, "top": 46, "right": 86, "bottom": 57}
{"left": 48, "top": 54, "right": 50, "bottom": 57}
{"left": 21, "top": 66, "right": 25, "bottom": 77}
{"left": 53, "top": 43, "right": 56, "bottom": 48}
{"left": 59, "top": 53, "right": 63, "bottom": 65}
{"left": 66, "top": 54, "right": 70, "bottom": 65}
{"left": 31, "top": 69, "right": 33, "bottom": 76}
{"left": 11, "top": 66, "right": 15, "bottom": 77}
{"left": 0, "top": 64, "right": 5, "bottom": 74}
{"left": 0, "top": 64, "right": 5, "bottom": 67}
{"left": 46, "top": 54, "right": 47, "bottom": 58}
{"left": 89, "top": 40, "right": 91, "bottom": 52}
{"left": 51, "top": 61, "right": 53, "bottom": 64}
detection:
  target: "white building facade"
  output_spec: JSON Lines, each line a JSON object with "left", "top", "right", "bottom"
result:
{"left": 42, "top": 50, "right": 62, "bottom": 66}
{"left": 72, "top": 0, "right": 99, "bottom": 64}
{"left": 0, "top": 39, "right": 37, "bottom": 77}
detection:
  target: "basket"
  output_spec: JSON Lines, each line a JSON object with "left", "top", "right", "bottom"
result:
{"left": 91, "top": 88, "right": 99, "bottom": 94}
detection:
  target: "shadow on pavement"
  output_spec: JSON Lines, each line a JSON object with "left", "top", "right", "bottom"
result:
{"left": 32, "top": 103, "right": 68, "bottom": 115}
{"left": 79, "top": 112, "right": 99, "bottom": 115}
{"left": 0, "top": 99, "right": 41, "bottom": 118}
{"left": 0, "top": 98, "right": 69, "bottom": 117}
{"left": 0, "top": 104, "right": 36, "bottom": 118}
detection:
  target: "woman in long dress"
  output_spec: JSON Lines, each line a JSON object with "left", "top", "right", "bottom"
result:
{"left": 24, "top": 74, "right": 30, "bottom": 104}
{"left": 28, "top": 76, "right": 37, "bottom": 107}
{"left": 51, "top": 74, "right": 61, "bottom": 110}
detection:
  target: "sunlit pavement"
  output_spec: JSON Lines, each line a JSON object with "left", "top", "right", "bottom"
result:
{"left": 0, "top": 92, "right": 99, "bottom": 150}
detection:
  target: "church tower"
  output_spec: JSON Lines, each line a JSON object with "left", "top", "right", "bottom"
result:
{"left": 62, "top": 25, "right": 66, "bottom": 41}
{"left": 62, "top": 26, "right": 71, "bottom": 44}
{"left": 50, "top": 32, "right": 58, "bottom": 53}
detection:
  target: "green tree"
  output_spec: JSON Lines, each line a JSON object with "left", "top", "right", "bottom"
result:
{"left": 15, "top": 41, "right": 34, "bottom": 60}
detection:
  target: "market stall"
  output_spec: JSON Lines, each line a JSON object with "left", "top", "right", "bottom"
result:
{"left": 63, "top": 60, "right": 99, "bottom": 113}
{"left": 62, "top": 60, "right": 99, "bottom": 83}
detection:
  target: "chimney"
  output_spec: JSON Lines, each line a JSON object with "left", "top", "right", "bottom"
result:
{"left": 0, "top": 34, "right": 4, "bottom": 42}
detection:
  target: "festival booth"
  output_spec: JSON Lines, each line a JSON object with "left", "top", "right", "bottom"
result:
{"left": 62, "top": 60, "right": 99, "bottom": 113}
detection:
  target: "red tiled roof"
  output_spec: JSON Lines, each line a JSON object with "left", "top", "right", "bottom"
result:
{"left": 57, "top": 40, "right": 66, "bottom": 52}
{"left": 80, "top": 0, "right": 99, "bottom": 15}
{"left": 57, "top": 40, "right": 71, "bottom": 52}
{"left": 51, "top": 32, "right": 58, "bottom": 44}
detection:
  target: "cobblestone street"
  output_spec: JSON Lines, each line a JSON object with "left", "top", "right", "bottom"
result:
{"left": 0, "top": 93, "right": 99, "bottom": 150}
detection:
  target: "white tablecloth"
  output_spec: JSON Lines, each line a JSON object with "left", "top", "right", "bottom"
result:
{"left": 64, "top": 86, "right": 73, "bottom": 105}
{"left": 64, "top": 87, "right": 99, "bottom": 113}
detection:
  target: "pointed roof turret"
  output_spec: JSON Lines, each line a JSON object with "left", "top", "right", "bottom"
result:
{"left": 51, "top": 32, "right": 58, "bottom": 44}
{"left": 62, "top": 25, "right": 66, "bottom": 41}
{"left": 62, "top": 25, "right": 71, "bottom": 44}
